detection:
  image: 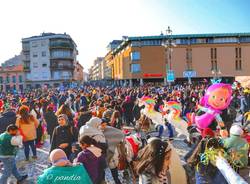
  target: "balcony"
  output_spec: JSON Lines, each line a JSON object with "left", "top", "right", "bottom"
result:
{"left": 50, "top": 42, "right": 74, "bottom": 50}
{"left": 50, "top": 56, "right": 74, "bottom": 60}
{"left": 23, "top": 58, "right": 30, "bottom": 62}
{"left": 50, "top": 64, "right": 74, "bottom": 70}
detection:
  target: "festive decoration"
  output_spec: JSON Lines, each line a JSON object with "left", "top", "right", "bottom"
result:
{"left": 163, "top": 101, "right": 189, "bottom": 139}
{"left": 189, "top": 83, "right": 232, "bottom": 131}
{"left": 141, "top": 96, "right": 155, "bottom": 113}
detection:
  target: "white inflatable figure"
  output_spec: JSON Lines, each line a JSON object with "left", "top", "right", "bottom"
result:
{"left": 138, "top": 98, "right": 164, "bottom": 126}
{"left": 216, "top": 157, "right": 247, "bottom": 184}
{"left": 163, "top": 101, "right": 189, "bottom": 139}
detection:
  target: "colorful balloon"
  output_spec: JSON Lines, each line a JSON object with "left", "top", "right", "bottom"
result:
{"left": 192, "top": 83, "right": 233, "bottom": 130}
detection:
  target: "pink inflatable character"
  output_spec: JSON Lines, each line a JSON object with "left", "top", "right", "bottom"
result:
{"left": 190, "top": 83, "right": 232, "bottom": 136}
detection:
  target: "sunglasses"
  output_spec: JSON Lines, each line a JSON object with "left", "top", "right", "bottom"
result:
{"left": 58, "top": 118, "right": 65, "bottom": 121}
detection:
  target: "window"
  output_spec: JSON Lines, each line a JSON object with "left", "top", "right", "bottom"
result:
{"left": 186, "top": 48, "right": 192, "bottom": 70}
{"left": 130, "top": 64, "right": 141, "bottom": 73}
{"left": 240, "top": 37, "right": 250, "bottom": 43}
{"left": 6, "top": 76, "right": 10, "bottom": 83}
{"left": 33, "top": 52, "right": 38, "bottom": 58}
{"left": 22, "top": 42, "right": 30, "bottom": 50}
{"left": 235, "top": 47, "right": 242, "bottom": 70}
{"left": 51, "top": 50, "right": 72, "bottom": 58}
{"left": 32, "top": 42, "right": 38, "bottom": 47}
{"left": 190, "top": 38, "right": 196, "bottom": 44}
{"left": 211, "top": 48, "right": 217, "bottom": 59}
{"left": 42, "top": 63, "right": 47, "bottom": 67}
{"left": 211, "top": 60, "right": 217, "bottom": 70}
{"left": 236, "top": 60, "right": 242, "bottom": 70}
{"left": 130, "top": 51, "right": 140, "bottom": 61}
{"left": 33, "top": 62, "right": 38, "bottom": 68}
{"left": 41, "top": 41, "right": 46, "bottom": 46}
{"left": 42, "top": 51, "right": 46, "bottom": 57}
{"left": 19, "top": 75, "right": 23, "bottom": 83}
{"left": 12, "top": 76, "right": 16, "bottom": 83}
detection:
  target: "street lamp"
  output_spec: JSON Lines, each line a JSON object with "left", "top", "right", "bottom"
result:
{"left": 162, "top": 26, "right": 176, "bottom": 86}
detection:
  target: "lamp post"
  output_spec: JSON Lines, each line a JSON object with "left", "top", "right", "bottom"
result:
{"left": 162, "top": 26, "right": 175, "bottom": 86}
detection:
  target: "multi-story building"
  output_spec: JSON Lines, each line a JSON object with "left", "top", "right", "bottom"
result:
{"left": 105, "top": 33, "right": 250, "bottom": 85}
{"left": 0, "top": 65, "right": 25, "bottom": 92}
{"left": 90, "top": 57, "right": 103, "bottom": 81}
{"left": 21, "top": 32, "right": 78, "bottom": 88}
{"left": 73, "top": 62, "right": 84, "bottom": 84}
{"left": 101, "top": 59, "right": 112, "bottom": 80}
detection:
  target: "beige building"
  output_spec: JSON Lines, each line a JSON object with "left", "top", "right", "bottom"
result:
{"left": 73, "top": 62, "right": 84, "bottom": 84}
{"left": 105, "top": 33, "right": 250, "bottom": 85}
{"left": 90, "top": 57, "right": 103, "bottom": 81}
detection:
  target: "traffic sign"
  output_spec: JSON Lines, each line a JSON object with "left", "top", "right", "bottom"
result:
{"left": 167, "top": 70, "right": 175, "bottom": 82}
{"left": 183, "top": 70, "right": 197, "bottom": 78}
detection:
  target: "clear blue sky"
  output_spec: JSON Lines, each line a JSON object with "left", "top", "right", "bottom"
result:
{"left": 138, "top": 0, "right": 250, "bottom": 35}
{"left": 0, "top": 0, "right": 249, "bottom": 70}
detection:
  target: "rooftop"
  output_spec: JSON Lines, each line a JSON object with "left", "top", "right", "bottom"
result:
{"left": 127, "top": 32, "right": 250, "bottom": 41}
{"left": 22, "top": 32, "right": 72, "bottom": 42}
{"left": 111, "top": 32, "right": 250, "bottom": 55}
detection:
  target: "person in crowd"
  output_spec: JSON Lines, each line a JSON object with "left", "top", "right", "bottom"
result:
{"left": 73, "top": 95, "right": 81, "bottom": 112}
{"left": 30, "top": 102, "right": 43, "bottom": 148}
{"left": 0, "top": 107, "right": 16, "bottom": 134}
{"left": 135, "top": 137, "right": 172, "bottom": 184}
{"left": 37, "top": 149, "right": 92, "bottom": 184}
{"left": 16, "top": 105, "right": 39, "bottom": 161}
{"left": 110, "top": 106, "right": 122, "bottom": 129}
{"left": 50, "top": 114, "right": 78, "bottom": 158}
{"left": 58, "top": 92, "right": 68, "bottom": 107}
{"left": 223, "top": 124, "right": 249, "bottom": 170}
{"left": 239, "top": 91, "right": 248, "bottom": 114}
{"left": 55, "top": 104, "right": 75, "bottom": 126}
{"left": 0, "top": 124, "right": 28, "bottom": 184}
{"left": 79, "top": 117, "right": 107, "bottom": 153}
{"left": 132, "top": 99, "right": 145, "bottom": 123}
{"left": 121, "top": 96, "right": 134, "bottom": 126}
{"left": 102, "top": 103, "right": 113, "bottom": 122}
{"left": 77, "top": 106, "right": 92, "bottom": 129}
{"left": 99, "top": 120, "right": 124, "bottom": 184}
{"left": 75, "top": 135, "right": 106, "bottom": 184}
{"left": 44, "top": 105, "right": 58, "bottom": 143}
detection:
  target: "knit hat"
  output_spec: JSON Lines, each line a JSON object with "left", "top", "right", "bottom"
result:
{"left": 50, "top": 149, "right": 71, "bottom": 166}
{"left": 202, "top": 128, "right": 215, "bottom": 138}
{"left": 230, "top": 124, "right": 243, "bottom": 136}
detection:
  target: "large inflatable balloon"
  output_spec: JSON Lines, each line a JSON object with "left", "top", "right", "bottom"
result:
{"left": 189, "top": 83, "right": 232, "bottom": 132}
{"left": 140, "top": 96, "right": 155, "bottom": 113}
{"left": 163, "top": 101, "right": 189, "bottom": 139}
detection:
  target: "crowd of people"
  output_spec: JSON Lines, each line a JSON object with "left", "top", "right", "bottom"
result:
{"left": 0, "top": 81, "right": 249, "bottom": 184}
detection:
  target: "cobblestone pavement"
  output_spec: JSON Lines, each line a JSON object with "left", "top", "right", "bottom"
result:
{"left": 0, "top": 137, "right": 191, "bottom": 184}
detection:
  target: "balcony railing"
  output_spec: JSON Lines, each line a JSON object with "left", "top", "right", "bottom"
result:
{"left": 50, "top": 42, "right": 74, "bottom": 49}
{"left": 50, "top": 56, "right": 74, "bottom": 60}
{"left": 50, "top": 65, "right": 74, "bottom": 70}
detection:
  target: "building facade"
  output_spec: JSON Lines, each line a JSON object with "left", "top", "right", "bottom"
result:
{"left": 105, "top": 33, "right": 250, "bottom": 85}
{"left": 73, "top": 62, "right": 84, "bottom": 84}
{"left": 90, "top": 57, "right": 103, "bottom": 81}
{"left": 22, "top": 32, "right": 78, "bottom": 88}
{"left": 0, "top": 65, "right": 25, "bottom": 92}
